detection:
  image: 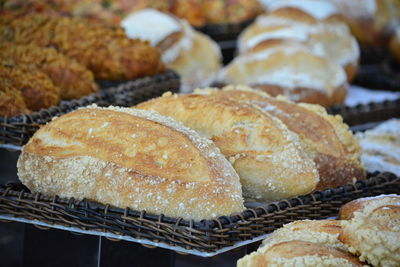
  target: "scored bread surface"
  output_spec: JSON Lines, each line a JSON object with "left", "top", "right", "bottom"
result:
{"left": 136, "top": 93, "right": 319, "bottom": 201}
{"left": 17, "top": 105, "right": 245, "bottom": 220}
{"left": 194, "top": 85, "right": 365, "bottom": 190}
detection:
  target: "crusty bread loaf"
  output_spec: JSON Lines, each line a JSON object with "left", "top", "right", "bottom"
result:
{"left": 259, "top": 219, "right": 347, "bottom": 252}
{"left": 121, "top": 9, "right": 221, "bottom": 92}
{"left": 237, "top": 240, "right": 365, "bottom": 267}
{"left": 194, "top": 86, "right": 365, "bottom": 190}
{"left": 17, "top": 105, "right": 245, "bottom": 221}
{"left": 136, "top": 93, "right": 319, "bottom": 201}
{"left": 218, "top": 42, "right": 348, "bottom": 107}
{"left": 339, "top": 195, "right": 400, "bottom": 267}
{"left": 238, "top": 14, "right": 359, "bottom": 81}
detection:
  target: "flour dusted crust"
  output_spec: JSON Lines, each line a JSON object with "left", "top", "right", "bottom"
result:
{"left": 17, "top": 105, "right": 244, "bottom": 221}
{"left": 218, "top": 42, "right": 348, "bottom": 107}
{"left": 237, "top": 240, "right": 365, "bottom": 267}
{"left": 237, "top": 14, "right": 359, "bottom": 81}
{"left": 120, "top": 8, "right": 221, "bottom": 92}
{"left": 259, "top": 220, "right": 347, "bottom": 252}
{"left": 195, "top": 85, "right": 365, "bottom": 189}
{"left": 136, "top": 93, "right": 319, "bottom": 201}
{"left": 339, "top": 195, "right": 400, "bottom": 267}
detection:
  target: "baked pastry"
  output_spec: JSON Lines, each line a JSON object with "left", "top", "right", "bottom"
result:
{"left": 201, "top": 0, "right": 262, "bottom": 24}
{"left": 356, "top": 119, "right": 400, "bottom": 176}
{"left": 237, "top": 240, "right": 365, "bottom": 267}
{"left": 121, "top": 9, "right": 221, "bottom": 92}
{"left": 390, "top": 27, "right": 400, "bottom": 62}
{"left": 326, "top": 0, "right": 400, "bottom": 47}
{"left": 219, "top": 42, "right": 348, "bottom": 107}
{"left": 17, "top": 105, "right": 245, "bottom": 221}
{"left": 0, "top": 87, "right": 29, "bottom": 117}
{"left": 0, "top": 43, "right": 98, "bottom": 100}
{"left": 259, "top": 0, "right": 343, "bottom": 23}
{"left": 259, "top": 220, "right": 347, "bottom": 251}
{"left": 238, "top": 14, "right": 359, "bottom": 81}
{"left": 0, "top": 64, "right": 60, "bottom": 112}
{"left": 339, "top": 195, "right": 400, "bottom": 266}
{"left": 195, "top": 86, "right": 365, "bottom": 190}
{"left": 136, "top": 92, "right": 319, "bottom": 201}
{"left": 339, "top": 194, "right": 400, "bottom": 220}
{"left": 0, "top": 13, "right": 165, "bottom": 80}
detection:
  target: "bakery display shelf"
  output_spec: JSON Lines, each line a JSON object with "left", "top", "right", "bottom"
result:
{"left": 0, "top": 70, "right": 180, "bottom": 148}
{"left": 328, "top": 98, "right": 400, "bottom": 128}
{"left": 0, "top": 172, "right": 398, "bottom": 256}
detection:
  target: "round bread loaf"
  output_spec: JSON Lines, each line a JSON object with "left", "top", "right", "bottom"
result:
{"left": 17, "top": 105, "right": 245, "bottom": 220}
{"left": 219, "top": 42, "right": 348, "bottom": 107}
{"left": 339, "top": 195, "right": 400, "bottom": 267}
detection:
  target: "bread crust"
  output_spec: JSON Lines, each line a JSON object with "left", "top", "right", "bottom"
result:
{"left": 339, "top": 195, "right": 400, "bottom": 266}
{"left": 238, "top": 240, "right": 365, "bottom": 267}
{"left": 195, "top": 86, "right": 365, "bottom": 190}
{"left": 17, "top": 106, "right": 244, "bottom": 221}
{"left": 136, "top": 93, "right": 319, "bottom": 201}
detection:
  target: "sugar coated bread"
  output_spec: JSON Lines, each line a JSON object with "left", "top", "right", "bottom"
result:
{"left": 238, "top": 15, "right": 359, "bottom": 81}
{"left": 339, "top": 195, "right": 400, "bottom": 267}
{"left": 121, "top": 8, "right": 221, "bottom": 92}
{"left": 219, "top": 42, "right": 348, "bottom": 107}
{"left": 17, "top": 105, "right": 244, "bottom": 221}
{"left": 136, "top": 93, "right": 319, "bottom": 201}
{"left": 237, "top": 240, "right": 365, "bottom": 267}
{"left": 259, "top": 220, "right": 347, "bottom": 252}
{"left": 195, "top": 86, "right": 365, "bottom": 190}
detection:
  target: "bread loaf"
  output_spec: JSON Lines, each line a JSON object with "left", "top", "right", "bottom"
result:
{"left": 195, "top": 86, "right": 366, "bottom": 190}
{"left": 339, "top": 195, "right": 400, "bottom": 267}
{"left": 237, "top": 240, "right": 365, "bottom": 267}
{"left": 218, "top": 42, "right": 348, "bottom": 107}
{"left": 17, "top": 105, "right": 245, "bottom": 220}
{"left": 136, "top": 93, "right": 319, "bottom": 201}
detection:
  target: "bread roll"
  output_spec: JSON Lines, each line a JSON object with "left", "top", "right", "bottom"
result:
{"left": 356, "top": 119, "right": 400, "bottom": 176}
{"left": 390, "top": 27, "right": 400, "bottom": 62}
{"left": 121, "top": 9, "right": 221, "bottom": 92}
{"left": 17, "top": 105, "right": 245, "bottom": 221}
{"left": 339, "top": 195, "right": 400, "bottom": 267}
{"left": 326, "top": 0, "right": 400, "bottom": 47}
{"left": 259, "top": 0, "right": 343, "bottom": 23}
{"left": 219, "top": 42, "right": 348, "bottom": 107}
{"left": 136, "top": 93, "right": 319, "bottom": 201}
{"left": 238, "top": 15, "right": 359, "bottom": 81}
{"left": 195, "top": 86, "right": 366, "bottom": 190}
{"left": 259, "top": 220, "right": 347, "bottom": 252}
{"left": 237, "top": 240, "right": 365, "bottom": 267}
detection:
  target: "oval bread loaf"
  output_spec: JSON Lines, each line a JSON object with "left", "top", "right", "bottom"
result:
{"left": 17, "top": 105, "right": 245, "bottom": 220}
{"left": 136, "top": 93, "right": 319, "bottom": 201}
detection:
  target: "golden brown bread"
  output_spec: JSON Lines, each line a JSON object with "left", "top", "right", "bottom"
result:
{"left": 259, "top": 220, "right": 347, "bottom": 252}
{"left": 136, "top": 92, "right": 319, "bottom": 201}
{"left": 195, "top": 86, "right": 366, "bottom": 190}
{"left": 339, "top": 194, "right": 400, "bottom": 220}
{"left": 237, "top": 240, "right": 365, "bottom": 267}
{"left": 238, "top": 14, "right": 359, "bottom": 81}
{"left": 0, "top": 87, "right": 30, "bottom": 117}
{"left": 17, "top": 105, "right": 244, "bottom": 220}
{"left": 218, "top": 42, "right": 348, "bottom": 107}
{"left": 339, "top": 195, "right": 400, "bottom": 267}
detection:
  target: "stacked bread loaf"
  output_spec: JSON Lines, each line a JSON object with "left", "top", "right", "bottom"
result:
{"left": 121, "top": 9, "right": 222, "bottom": 92}
{"left": 238, "top": 194, "right": 400, "bottom": 267}
{"left": 17, "top": 85, "right": 366, "bottom": 220}
{"left": 225, "top": 0, "right": 360, "bottom": 107}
